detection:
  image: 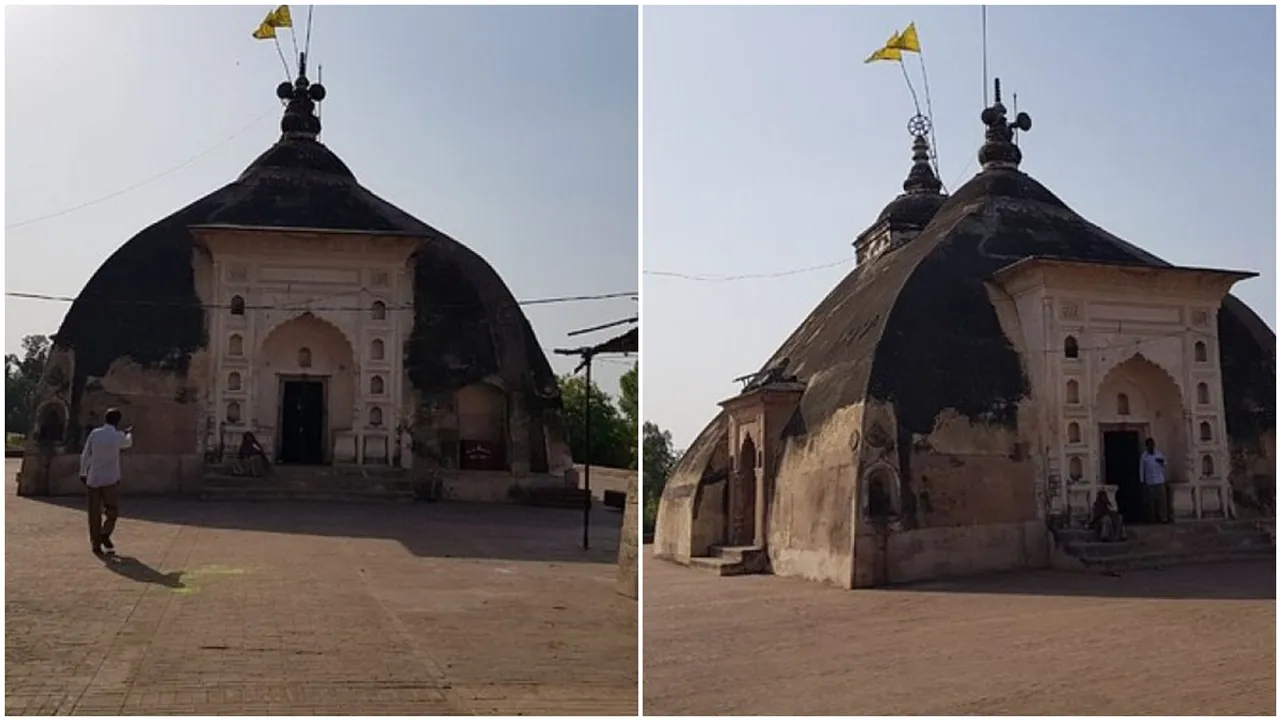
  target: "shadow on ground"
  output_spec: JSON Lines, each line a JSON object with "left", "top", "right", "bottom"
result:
{"left": 29, "top": 495, "right": 623, "bottom": 564}
{"left": 99, "top": 554, "right": 187, "bottom": 589}
{"left": 863, "top": 562, "right": 1275, "bottom": 601}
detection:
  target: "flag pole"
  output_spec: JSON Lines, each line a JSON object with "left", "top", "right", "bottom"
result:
{"left": 981, "top": 6, "right": 989, "bottom": 106}
{"left": 272, "top": 35, "right": 292, "bottom": 79}
{"left": 897, "top": 60, "right": 922, "bottom": 118}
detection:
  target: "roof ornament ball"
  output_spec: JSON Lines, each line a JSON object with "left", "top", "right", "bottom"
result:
{"left": 276, "top": 51, "right": 327, "bottom": 138}
{"left": 977, "top": 78, "right": 1031, "bottom": 171}
{"left": 902, "top": 113, "right": 942, "bottom": 195}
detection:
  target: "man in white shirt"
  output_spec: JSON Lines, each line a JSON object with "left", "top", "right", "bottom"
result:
{"left": 79, "top": 408, "right": 133, "bottom": 555}
{"left": 1139, "top": 437, "right": 1170, "bottom": 524}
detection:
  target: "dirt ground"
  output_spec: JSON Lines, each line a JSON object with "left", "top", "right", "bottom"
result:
{"left": 5, "top": 460, "right": 637, "bottom": 715}
{"left": 643, "top": 548, "right": 1275, "bottom": 716}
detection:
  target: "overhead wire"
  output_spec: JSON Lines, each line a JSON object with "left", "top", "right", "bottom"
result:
{"left": 5, "top": 109, "right": 277, "bottom": 230}
{"left": 4, "top": 289, "right": 637, "bottom": 312}
{"left": 644, "top": 257, "right": 852, "bottom": 282}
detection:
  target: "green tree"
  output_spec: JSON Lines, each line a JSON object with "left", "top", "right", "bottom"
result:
{"left": 558, "top": 373, "right": 632, "bottom": 468}
{"left": 618, "top": 363, "right": 638, "bottom": 468}
{"left": 642, "top": 421, "right": 680, "bottom": 505}
{"left": 5, "top": 334, "right": 50, "bottom": 435}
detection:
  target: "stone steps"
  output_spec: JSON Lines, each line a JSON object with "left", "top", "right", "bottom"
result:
{"left": 200, "top": 467, "right": 414, "bottom": 503}
{"left": 1054, "top": 519, "right": 1275, "bottom": 572}
{"left": 689, "top": 545, "right": 769, "bottom": 576}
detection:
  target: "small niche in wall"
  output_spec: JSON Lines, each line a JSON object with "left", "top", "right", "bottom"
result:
{"left": 369, "top": 406, "right": 384, "bottom": 427}
{"left": 1067, "top": 422, "right": 1081, "bottom": 444}
{"left": 228, "top": 334, "right": 243, "bottom": 357}
{"left": 1194, "top": 341, "right": 1208, "bottom": 363}
{"left": 230, "top": 295, "right": 246, "bottom": 315}
{"left": 370, "top": 375, "right": 384, "bottom": 395}
{"left": 1196, "top": 382, "right": 1210, "bottom": 405}
{"left": 227, "top": 401, "right": 242, "bottom": 424}
{"left": 228, "top": 371, "right": 242, "bottom": 392}
{"left": 1199, "top": 421, "right": 1212, "bottom": 442}
{"left": 1201, "top": 454, "right": 1215, "bottom": 477}
{"left": 298, "top": 347, "right": 312, "bottom": 368}
{"left": 372, "top": 301, "right": 387, "bottom": 321}
{"left": 1116, "top": 393, "right": 1130, "bottom": 416}
{"left": 1064, "top": 335, "right": 1079, "bottom": 359}
{"left": 371, "top": 339, "right": 385, "bottom": 361}
{"left": 1068, "top": 456, "right": 1083, "bottom": 482}
{"left": 1066, "top": 379, "right": 1080, "bottom": 404}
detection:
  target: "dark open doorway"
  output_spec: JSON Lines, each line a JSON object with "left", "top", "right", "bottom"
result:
{"left": 1103, "top": 429, "right": 1144, "bottom": 523}
{"left": 728, "top": 437, "right": 757, "bottom": 546}
{"left": 279, "top": 379, "right": 325, "bottom": 465}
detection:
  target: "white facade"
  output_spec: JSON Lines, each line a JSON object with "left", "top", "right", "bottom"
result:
{"left": 992, "top": 258, "right": 1254, "bottom": 523}
{"left": 193, "top": 226, "right": 419, "bottom": 467}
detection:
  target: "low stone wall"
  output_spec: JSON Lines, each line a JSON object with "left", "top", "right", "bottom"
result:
{"left": 616, "top": 474, "right": 639, "bottom": 599}
{"left": 19, "top": 451, "right": 203, "bottom": 497}
{"left": 883, "top": 520, "right": 1050, "bottom": 584}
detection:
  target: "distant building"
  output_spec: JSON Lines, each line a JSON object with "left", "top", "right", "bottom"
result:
{"left": 20, "top": 67, "right": 573, "bottom": 499}
{"left": 655, "top": 85, "right": 1275, "bottom": 586}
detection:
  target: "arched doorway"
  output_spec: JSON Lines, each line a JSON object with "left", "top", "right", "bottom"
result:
{"left": 257, "top": 313, "right": 356, "bottom": 465}
{"left": 1095, "top": 353, "right": 1186, "bottom": 523}
{"left": 730, "top": 435, "right": 757, "bottom": 546}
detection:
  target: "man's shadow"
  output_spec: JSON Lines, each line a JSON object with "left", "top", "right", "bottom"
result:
{"left": 99, "top": 554, "right": 186, "bottom": 590}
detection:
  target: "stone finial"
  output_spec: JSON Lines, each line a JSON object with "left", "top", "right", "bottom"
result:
{"left": 978, "top": 78, "right": 1032, "bottom": 171}
{"left": 275, "top": 51, "right": 327, "bottom": 137}
{"left": 903, "top": 114, "right": 942, "bottom": 195}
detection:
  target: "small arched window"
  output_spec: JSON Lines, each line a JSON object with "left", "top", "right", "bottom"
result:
{"left": 1194, "top": 341, "right": 1208, "bottom": 363}
{"left": 371, "top": 339, "right": 385, "bottom": 361}
{"left": 1117, "top": 393, "right": 1130, "bottom": 416}
{"left": 1199, "top": 421, "right": 1212, "bottom": 442}
{"left": 298, "top": 347, "right": 312, "bottom": 368}
{"left": 866, "top": 473, "right": 894, "bottom": 519}
{"left": 372, "top": 301, "right": 387, "bottom": 321}
{"left": 227, "top": 401, "right": 242, "bottom": 424}
{"left": 370, "top": 375, "right": 385, "bottom": 395}
{"left": 227, "top": 371, "right": 242, "bottom": 391}
{"left": 1068, "top": 456, "right": 1083, "bottom": 481}
{"left": 230, "top": 295, "right": 246, "bottom": 315}
{"left": 1064, "top": 335, "right": 1079, "bottom": 359}
{"left": 1067, "top": 422, "right": 1081, "bottom": 444}
{"left": 1201, "top": 454, "right": 1215, "bottom": 477}
{"left": 1066, "top": 379, "right": 1080, "bottom": 404}
{"left": 1197, "top": 382, "right": 1210, "bottom": 405}
{"left": 369, "top": 406, "right": 384, "bottom": 427}
{"left": 228, "top": 334, "right": 243, "bottom": 357}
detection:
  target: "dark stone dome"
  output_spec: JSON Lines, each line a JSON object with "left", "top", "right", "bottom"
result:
{"left": 875, "top": 191, "right": 948, "bottom": 228}
{"left": 51, "top": 79, "right": 561, "bottom": 449}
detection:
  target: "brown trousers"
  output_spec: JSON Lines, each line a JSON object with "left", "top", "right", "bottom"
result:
{"left": 1142, "top": 484, "right": 1170, "bottom": 524}
{"left": 87, "top": 484, "right": 120, "bottom": 548}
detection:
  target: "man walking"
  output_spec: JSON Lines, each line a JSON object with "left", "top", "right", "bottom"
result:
{"left": 79, "top": 408, "right": 133, "bottom": 555}
{"left": 1139, "top": 437, "right": 1170, "bottom": 524}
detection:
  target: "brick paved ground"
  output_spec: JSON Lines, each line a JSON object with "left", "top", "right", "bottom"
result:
{"left": 643, "top": 548, "right": 1275, "bottom": 716}
{"left": 5, "top": 461, "right": 636, "bottom": 716}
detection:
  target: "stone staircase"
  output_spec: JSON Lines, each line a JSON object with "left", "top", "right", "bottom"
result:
{"left": 200, "top": 464, "right": 414, "bottom": 503}
{"left": 688, "top": 545, "right": 770, "bottom": 576}
{"left": 1053, "top": 519, "right": 1275, "bottom": 573}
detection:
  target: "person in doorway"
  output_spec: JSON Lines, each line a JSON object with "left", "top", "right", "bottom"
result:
{"left": 79, "top": 408, "right": 133, "bottom": 556}
{"left": 1089, "top": 489, "right": 1127, "bottom": 542}
{"left": 1139, "top": 437, "right": 1170, "bottom": 524}
{"left": 234, "top": 432, "right": 272, "bottom": 477}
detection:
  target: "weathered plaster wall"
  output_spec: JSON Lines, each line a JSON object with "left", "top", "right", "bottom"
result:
{"left": 767, "top": 403, "right": 863, "bottom": 589}
{"left": 616, "top": 473, "right": 639, "bottom": 599}
{"left": 457, "top": 382, "right": 507, "bottom": 444}
{"left": 654, "top": 416, "right": 728, "bottom": 562}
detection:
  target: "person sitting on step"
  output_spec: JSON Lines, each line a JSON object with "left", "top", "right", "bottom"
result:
{"left": 1089, "top": 489, "right": 1127, "bottom": 543}
{"left": 233, "top": 432, "right": 272, "bottom": 477}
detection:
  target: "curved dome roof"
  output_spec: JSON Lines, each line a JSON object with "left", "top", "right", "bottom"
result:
{"left": 54, "top": 73, "right": 559, "bottom": 417}
{"left": 866, "top": 132, "right": 948, "bottom": 235}
{"left": 722, "top": 92, "right": 1274, "bottom": 452}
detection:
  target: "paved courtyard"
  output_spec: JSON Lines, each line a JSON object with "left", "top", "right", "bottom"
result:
{"left": 643, "top": 548, "right": 1275, "bottom": 716}
{"left": 5, "top": 460, "right": 636, "bottom": 715}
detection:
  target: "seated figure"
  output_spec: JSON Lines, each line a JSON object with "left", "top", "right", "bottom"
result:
{"left": 1089, "top": 489, "right": 1127, "bottom": 542}
{"left": 232, "top": 432, "right": 272, "bottom": 477}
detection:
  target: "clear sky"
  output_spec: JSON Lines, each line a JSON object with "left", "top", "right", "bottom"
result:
{"left": 4, "top": 5, "right": 639, "bottom": 394}
{"left": 643, "top": 5, "right": 1277, "bottom": 448}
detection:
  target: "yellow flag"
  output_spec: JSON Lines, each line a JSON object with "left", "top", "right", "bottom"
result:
{"left": 269, "top": 5, "right": 293, "bottom": 28}
{"left": 252, "top": 21, "right": 276, "bottom": 40}
{"left": 887, "top": 22, "right": 921, "bottom": 53}
{"left": 864, "top": 32, "right": 904, "bottom": 63}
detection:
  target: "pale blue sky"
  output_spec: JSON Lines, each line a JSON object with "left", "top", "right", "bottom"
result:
{"left": 644, "top": 5, "right": 1277, "bottom": 448}
{"left": 5, "top": 5, "right": 638, "bottom": 393}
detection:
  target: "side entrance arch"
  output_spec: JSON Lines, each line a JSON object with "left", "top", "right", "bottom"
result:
{"left": 728, "top": 435, "right": 757, "bottom": 546}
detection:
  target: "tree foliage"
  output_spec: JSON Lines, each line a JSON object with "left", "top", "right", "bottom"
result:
{"left": 642, "top": 420, "right": 680, "bottom": 505}
{"left": 5, "top": 335, "right": 50, "bottom": 435}
{"left": 618, "top": 363, "right": 638, "bottom": 468}
{"left": 558, "top": 373, "right": 634, "bottom": 469}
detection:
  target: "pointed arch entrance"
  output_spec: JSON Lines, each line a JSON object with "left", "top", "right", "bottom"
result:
{"left": 257, "top": 313, "right": 356, "bottom": 464}
{"left": 729, "top": 435, "right": 758, "bottom": 545}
